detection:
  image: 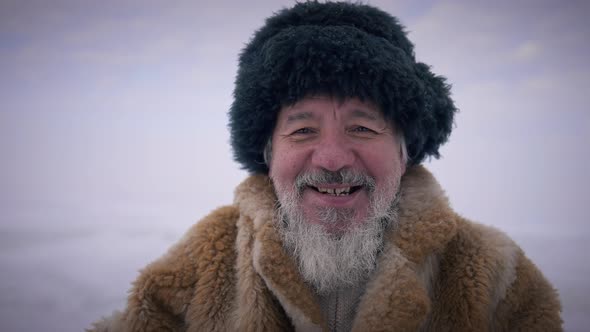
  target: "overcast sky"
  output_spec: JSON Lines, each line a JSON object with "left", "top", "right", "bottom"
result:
{"left": 1, "top": 1, "right": 589, "bottom": 331}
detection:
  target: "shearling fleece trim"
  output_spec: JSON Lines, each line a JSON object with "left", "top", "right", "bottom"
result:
{"left": 234, "top": 174, "right": 276, "bottom": 230}
{"left": 416, "top": 254, "right": 441, "bottom": 303}
{"left": 253, "top": 220, "right": 326, "bottom": 331}
{"left": 393, "top": 165, "right": 458, "bottom": 263}
{"left": 350, "top": 165, "right": 459, "bottom": 331}
{"left": 234, "top": 173, "right": 326, "bottom": 330}
{"left": 233, "top": 214, "right": 292, "bottom": 331}
{"left": 352, "top": 244, "right": 430, "bottom": 332}
{"left": 415, "top": 255, "right": 441, "bottom": 332}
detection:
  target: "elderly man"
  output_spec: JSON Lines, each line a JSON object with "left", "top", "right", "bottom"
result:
{"left": 90, "top": 2, "right": 561, "bottom": 331}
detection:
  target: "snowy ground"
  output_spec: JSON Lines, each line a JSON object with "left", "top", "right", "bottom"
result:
{"left": 0, "top": 223, "right": 179, "bottom": 332}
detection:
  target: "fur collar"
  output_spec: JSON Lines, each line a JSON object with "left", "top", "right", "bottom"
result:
{"left": 232, "top": 165, "right": 458, "bottom": 331}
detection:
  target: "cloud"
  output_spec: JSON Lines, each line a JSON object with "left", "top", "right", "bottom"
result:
{"left": 408, "top": 1, "right": 589, "bottom": 82}
{"left": 512, "top": 40, "right": 540, "bottom": 62}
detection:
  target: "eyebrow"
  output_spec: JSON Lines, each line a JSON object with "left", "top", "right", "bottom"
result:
{"left": 350, "top": 109, "right": 379, "bottom": 121}
{"left": 286, "top": 111, "right": 314, "bottom": 123}
{"left": 284, "top": 108, "right": 381, "bottom": 124}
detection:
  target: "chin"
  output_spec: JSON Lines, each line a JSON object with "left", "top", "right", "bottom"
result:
{"left": 278, "top": 203, "right": 391, "bottom": 293}
{"left": 311, "top": 209, "right": 371, "bottom": 236}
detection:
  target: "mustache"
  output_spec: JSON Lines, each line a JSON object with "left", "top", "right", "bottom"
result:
{"left": 294, "top": 169, "right": 376, "bottom": 194}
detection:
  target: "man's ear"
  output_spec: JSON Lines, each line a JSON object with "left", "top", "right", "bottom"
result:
{"left": 267, "top": 158, "right": 274, "bottom": 178}
{"left": 399, "top": 143, "right": 407, "bottom": 176}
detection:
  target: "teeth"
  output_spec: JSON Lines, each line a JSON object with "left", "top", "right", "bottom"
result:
{"left": 317, "top": 187, "right": 351, "bottom": 196}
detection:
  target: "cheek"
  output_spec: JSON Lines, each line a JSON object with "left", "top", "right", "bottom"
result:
{"left": 362, "top": 148, "right": 404, "bottom": 181}
{"left": 269, "top": 146, "right": 307, "bottom": 183}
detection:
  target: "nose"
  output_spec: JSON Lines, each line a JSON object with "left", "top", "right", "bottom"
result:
{"left": 310, "top": 132, "right": 355, "bottom": 172}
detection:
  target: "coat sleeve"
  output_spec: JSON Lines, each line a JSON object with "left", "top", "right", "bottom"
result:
{"left": 493, "top": 251, "right": 563, "bottom": 331}
{"left": 86, "top": 206, "right": 240, "bottom": 332}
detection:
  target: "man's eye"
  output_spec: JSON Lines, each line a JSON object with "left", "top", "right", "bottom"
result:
{"left": 351, "top": 126, "right": 375, "bottom": 133}
{"left": 293, "top": 128, "right": 313, "bottom": 134}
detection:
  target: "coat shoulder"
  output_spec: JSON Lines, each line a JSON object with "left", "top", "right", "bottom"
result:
{"left": 436, "top": 218, "right": 562, "bottom": 331}
{"left": 88, "top": 205, "right": 241, "bottom": 332}
{"left": 138, "top": 205, "right": 240, "bottom": 289}
{"left": 451, "top": 218, "right": 521, "bottom": 280}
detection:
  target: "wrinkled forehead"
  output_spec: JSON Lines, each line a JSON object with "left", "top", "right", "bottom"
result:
{"left": 283, "top": 93, "right": 381, "bottom": 110}
{"left": 278, "top": 94, "right": 387, "bottom": 123}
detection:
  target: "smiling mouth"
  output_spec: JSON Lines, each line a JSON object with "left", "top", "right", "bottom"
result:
{"left": 309, "top": 185, "right": 362, "bottom": 196}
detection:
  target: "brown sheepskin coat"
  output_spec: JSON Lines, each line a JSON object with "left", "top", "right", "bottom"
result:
{"left": 90, "top": 166, "right": 562, "bottom": 331}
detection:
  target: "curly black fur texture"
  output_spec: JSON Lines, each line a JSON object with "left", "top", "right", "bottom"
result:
{"left": 229, "top": 1, "right": 457, "bottom": 174}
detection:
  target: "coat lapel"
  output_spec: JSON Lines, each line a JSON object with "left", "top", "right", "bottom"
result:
{"left": 234, "top": 175, "right": 325, "bottom": 331}
{"left": 354, "top": 166, "right": 458, "bottom": 331}
{"left": 352, "top": 241, "right": 431, "bottom": 331}
{"left": 254, "top": 221, "right": 327, "bottom": 331}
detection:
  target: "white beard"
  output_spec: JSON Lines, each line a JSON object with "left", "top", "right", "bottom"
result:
{"left": 274, "top": 172, "right": 401, "bottom": 294}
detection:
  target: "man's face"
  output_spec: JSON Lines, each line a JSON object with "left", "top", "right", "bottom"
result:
{"left": 269, "top": 95, "right": 406, "bottom": 235}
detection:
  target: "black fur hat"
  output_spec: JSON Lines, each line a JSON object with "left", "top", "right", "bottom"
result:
{"left": 229, "top": 1, "right": 457, "bottom": 174}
